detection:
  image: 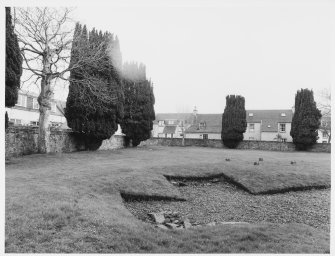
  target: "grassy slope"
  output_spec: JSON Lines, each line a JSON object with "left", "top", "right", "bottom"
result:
{"left": 159, "top": 150, "right": 330, "bottom": 194}
{"left": 5, "top": 146, "right": 331, "bottom": 253}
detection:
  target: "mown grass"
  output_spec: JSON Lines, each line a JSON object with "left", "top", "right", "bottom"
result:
{"left": 5, "top": 146, "right": 331, "bottom": 253}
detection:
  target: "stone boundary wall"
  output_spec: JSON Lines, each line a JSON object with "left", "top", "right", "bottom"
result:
{"left": 5, "top": 126, "right": 125, "bottom": 158}
{"left": 140, "top": 138, "right": 331, "bottom": 153}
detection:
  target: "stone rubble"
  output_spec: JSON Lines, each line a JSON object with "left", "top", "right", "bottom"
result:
{"left": 151, "top": 210, "right": 193, "bottom": 230}
{"left": 150, "top": 210, "right": 250, "bottom": 230}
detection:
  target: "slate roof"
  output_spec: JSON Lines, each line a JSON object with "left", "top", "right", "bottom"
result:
{"left": 154, "top": 113, "right": 194, "bottom": 124}
{"left": 163, "top": 125, "right": 177, "bottom": 134}
{"left": 185, "top": 114, "right": 222, "bottom": 134}
{"left": 246, "top": 110, "right": 293, "bottom": 132}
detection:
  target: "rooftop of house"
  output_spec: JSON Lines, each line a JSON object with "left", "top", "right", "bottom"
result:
{"left": 155, "top": 109, "right": 294, "bottom": 134}
{"left": 154, "top": 113, "right": 194, "bottom": 124}
{"left": 163, "top": 125, "right": 177, "bottom": 134}
{"left": 185, "top": 114, "right": 222, "bottom": 133}
{"left": 246, "top": 110, "right": 293, "bottom": 132}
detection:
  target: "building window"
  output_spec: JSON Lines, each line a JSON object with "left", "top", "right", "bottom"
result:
{"left": 158, "top": 120, "right": 164, "bottom": 126}
{"left": 281, "top": 113, "right": 286, "bottom": 117}
{"left": 203, "top": 134, "right": 208, "bottom": 140}
{"left": 16, "top": 94, "right": 26, "bottom": 107}
{"left": 249, "top": 123, "right": 255, "bottom": 132}
{"left": 279, "top": 123, "right": 286, "bottom": 132}
{"left": 322, "top": 132, "right": 328, "bottom": 138}
{"left": 199, "top": 122, "right": 206, "bottom": 128}
{"left": 248, "top": 113, "right": 253, "bottom": 117}
{"left": 10, "top": 119, "right": 22, "bottom": 125}
{"left": 168, "top": 120, "right": 174, "bottom": 125}
{"left": 51, "top": 122, "right": 61, "bottom": 127}
{"left": 30, "top": 121, "right": 39, "bottom": 126}
{"left": 33, "top": 98, "right": 39, "bottom": 109}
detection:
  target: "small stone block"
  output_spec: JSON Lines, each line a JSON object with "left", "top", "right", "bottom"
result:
{"left": 148, "top": 212, "right": 165, "bottom": 224}
{"left": 183, "top": 218, "right": 192, "bottom": 229}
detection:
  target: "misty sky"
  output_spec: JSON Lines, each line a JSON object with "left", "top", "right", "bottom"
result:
{"left": 29, "top": 0, "right": 333, "bottom": 113}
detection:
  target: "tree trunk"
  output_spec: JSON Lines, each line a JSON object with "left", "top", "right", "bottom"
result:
{"left": 37, "top": 47, "right": 54, "bottom": 153}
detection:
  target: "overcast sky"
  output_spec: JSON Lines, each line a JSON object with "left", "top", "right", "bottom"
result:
{"left": 18, "top": 0, "right": 334, "bottom": 113}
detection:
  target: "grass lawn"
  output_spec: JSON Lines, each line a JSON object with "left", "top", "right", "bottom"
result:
{"left": 5, "top": 146, "right": 331, "bottom": 253}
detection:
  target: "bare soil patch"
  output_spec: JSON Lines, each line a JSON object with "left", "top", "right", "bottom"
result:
{"left": 123, "top": 177, "right": 330, "bottom": 232}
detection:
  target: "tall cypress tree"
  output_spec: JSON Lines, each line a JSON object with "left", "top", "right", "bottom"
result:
{"left": 121, "top": 62, "right": 155, "bottom": 147}
{"left": 65, "top": 24, "right": 124, "bottom": 150}
{"left": 6, "top": 7, "right": 23, "bottom": 129}
{"left": 290, "top": 89, "right": 321, "bottom": 150}
{"left": 221, "top": 95, "right": 247, "bottom": 148}
{"left": 6, "top": 7, "right": 22, "bottom": 107}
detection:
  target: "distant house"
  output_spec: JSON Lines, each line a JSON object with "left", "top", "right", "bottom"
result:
{"left": 153, "top": 108, "right": 298, "bottom": 142}
{"left": 5, "top": 90, "right": 124, "bottom": 135}
{"left": 5, "top": 90, "right": 68, "bottom": 128}
{"left": 317, "top": 116, "right": 331, "bottom": 143}
{"left": 245, "top": 110, "right": 293, "bottom": 142}
{"left": 152, "top": 113, "right": 194, "bottom": 138}
{"left": 184, "top": 112, "right": 222, "bottom": 140}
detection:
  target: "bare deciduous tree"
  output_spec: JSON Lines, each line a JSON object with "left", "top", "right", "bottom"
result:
{"left": 14, "top": 7, "right": 113, "bottom": 153}
{"left": 317, "top": 88, "right": 331, "bottom": 143}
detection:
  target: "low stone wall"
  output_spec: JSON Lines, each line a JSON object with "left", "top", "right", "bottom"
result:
{"left": 5, "top": 126, "right": 125, "bottom": 158}
{"left": 140, "top": 138, "right": 331, "bottom": 153}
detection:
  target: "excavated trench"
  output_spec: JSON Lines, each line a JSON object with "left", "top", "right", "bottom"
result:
{"left": 121, "top": 175, "right": 330, "bottom": 231}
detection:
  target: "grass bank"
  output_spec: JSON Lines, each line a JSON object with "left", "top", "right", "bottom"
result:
{"left": 5, "top": 146, "right": 331, "bottom": 253}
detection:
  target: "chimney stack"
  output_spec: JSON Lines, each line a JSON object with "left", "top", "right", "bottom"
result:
{"left": 193, "top": 106, "right": 198, "bottom": 124}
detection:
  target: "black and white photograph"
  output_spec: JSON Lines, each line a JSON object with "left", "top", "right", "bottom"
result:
{"left": 3, "top": 0, "right": 333, "bottom": 253}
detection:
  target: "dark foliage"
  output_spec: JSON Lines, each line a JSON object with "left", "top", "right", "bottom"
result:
{"left": 290, "top": 89, "right": 322, "bottom": 150}
{"left": 221, "top": 95, "right": 247, "bottom": 148}
{"left": 65, "top": 23, "right": 124, "bottom": 149}
{"left": 6, "top": 7, "right": 22, "bottom": 107}
{"left": 121, "top": 62, "right": 155, "bottom": 147}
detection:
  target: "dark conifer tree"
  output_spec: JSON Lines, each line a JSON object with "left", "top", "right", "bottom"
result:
{"left": 121, "top": 62, "right": 155, "bottom": 147}
{"left": 290, "top": 89, "right": 322, "bottom": 150}
{"left": 65, "top": 24, "right": 124, "bottom": 150}
{"left": 221, "top": 95, "right": 247, "bottom": 148}
{"left": 6, "top": 7, "right": 23, "bottom": 128}
{"left": 5, "top": 112, "right": 9, "bottom": 130}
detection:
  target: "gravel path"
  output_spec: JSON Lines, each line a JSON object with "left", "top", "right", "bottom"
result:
{"left": 123, "top": 177, "right": 330, "bottom": 232}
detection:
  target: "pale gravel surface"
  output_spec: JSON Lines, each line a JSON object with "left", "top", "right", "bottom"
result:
{"left": 123, "top": 177, "right": 330, "bottom": 232}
